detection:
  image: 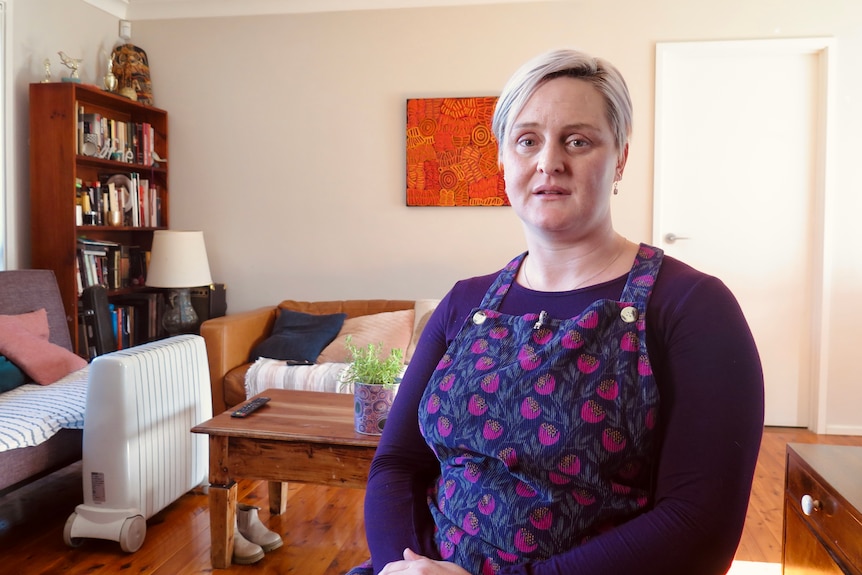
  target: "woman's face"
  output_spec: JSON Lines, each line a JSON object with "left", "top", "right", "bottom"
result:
{"left": 501, "top": 76, "right": 626, "bottom": 242}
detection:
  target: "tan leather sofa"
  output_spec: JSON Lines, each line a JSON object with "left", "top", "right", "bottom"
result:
{"left": 200, "top": 299, "right": 415, "bottom": 415}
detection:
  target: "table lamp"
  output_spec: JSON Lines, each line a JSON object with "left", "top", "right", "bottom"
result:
{"left": 145, "top": 230, "right": 213, "bottom": 335}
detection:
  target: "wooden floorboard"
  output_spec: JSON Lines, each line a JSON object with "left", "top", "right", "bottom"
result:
{"left": 1, "top": 426, "right": 860, "bottom": 573}
{"left": 734, "top": 426, "right": 862, "bottom": 565}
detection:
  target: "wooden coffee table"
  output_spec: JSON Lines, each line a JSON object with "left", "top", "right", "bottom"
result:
{"left": 191, "top": 389, "right": 380, "bottom": 568}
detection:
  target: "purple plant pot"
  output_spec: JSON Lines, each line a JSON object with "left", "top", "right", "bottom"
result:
{"left": 354, "top": 382, "right": 398, "bottom": 436}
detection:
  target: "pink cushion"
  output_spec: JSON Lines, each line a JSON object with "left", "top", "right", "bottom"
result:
{"left": 0, "top": 308, "right": 50, "bottom": 341}
{"left": 317, "top": 309, "right": 414, "bottom": 364}
{"left": 0, "top": 315, "right": 87, "bottom": 385}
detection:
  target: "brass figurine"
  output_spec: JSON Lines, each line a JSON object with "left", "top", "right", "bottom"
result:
{"left": 41, "top": 58, "right": 51, "bottom": 83}
{"left": 104, "top": 52, "right": 118, "bottom": 92}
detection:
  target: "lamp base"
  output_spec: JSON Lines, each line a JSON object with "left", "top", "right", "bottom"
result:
{"left": 162, "top": 288, "right": 200, "bottom": 336}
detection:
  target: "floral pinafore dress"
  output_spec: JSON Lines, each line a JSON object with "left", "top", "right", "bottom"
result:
{"left": 418, "top": 244, "right": 664, "bottom": 574}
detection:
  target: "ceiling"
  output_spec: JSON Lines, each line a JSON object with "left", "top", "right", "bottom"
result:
{"left": 85, "top": 0, "right": 559, "bottom": 20}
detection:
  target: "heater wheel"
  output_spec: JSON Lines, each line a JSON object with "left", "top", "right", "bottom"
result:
{"left": 63, "top": 512, "right": 83, "bottom": 547}
{"left": 119, "top": 515, "right": 147, "bottom": 553}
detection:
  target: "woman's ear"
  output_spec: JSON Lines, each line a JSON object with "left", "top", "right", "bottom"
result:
{"left": 616, "top": 143, "right": 629, "bottom": 180}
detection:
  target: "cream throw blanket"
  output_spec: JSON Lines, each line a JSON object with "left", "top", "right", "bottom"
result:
{"left": 244, "top": 358, "right": 352, "bottom": 397}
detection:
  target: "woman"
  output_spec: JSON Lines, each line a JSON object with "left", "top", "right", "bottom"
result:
{"left": 362, "top": 48, "right": 764, "bottom": 575}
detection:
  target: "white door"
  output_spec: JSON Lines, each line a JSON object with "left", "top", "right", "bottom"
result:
{"left": 653, "top": 39, "right": 833, "bottom": 427}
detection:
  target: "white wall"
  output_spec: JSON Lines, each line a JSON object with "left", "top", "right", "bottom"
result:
{"left": 8, "top": 0, "right": 862, "bottom": 433}
{"left": 9, "top": 0, "right": 119, "bottom": 267}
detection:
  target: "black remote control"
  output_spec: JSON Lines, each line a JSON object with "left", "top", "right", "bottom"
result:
{"left": 230, "top": 396, "right": 270, "bottom": 418}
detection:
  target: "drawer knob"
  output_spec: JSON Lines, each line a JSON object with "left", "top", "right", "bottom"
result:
{"left": 801, "top": 494, "right": 822, "bottom": 516}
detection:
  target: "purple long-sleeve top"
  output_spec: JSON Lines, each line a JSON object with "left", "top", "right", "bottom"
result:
{"left": 364, "top": 254, "right": 764, "bottom": 575}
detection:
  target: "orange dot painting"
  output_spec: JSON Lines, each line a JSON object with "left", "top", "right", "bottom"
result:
{"left": 406, "top": 97, "right": 508, "bottom": 207}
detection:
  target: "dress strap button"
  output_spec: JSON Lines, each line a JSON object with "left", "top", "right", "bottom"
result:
{"left": 473, "top": 311, "right": 487, "bottom": 325}
{"left": 620, "top": 306, "right": 638, "bottom": 323}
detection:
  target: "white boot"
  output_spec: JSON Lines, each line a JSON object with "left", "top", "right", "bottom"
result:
{"left": 237, "top": 503, "right": 283, "bottom": 552}
{"left": 232, "top": 516, "right": 265, "bottom": 565}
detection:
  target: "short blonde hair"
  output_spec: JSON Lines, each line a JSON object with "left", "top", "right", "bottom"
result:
{"left": 492, "top": 49, "right": 633, "bottom": 162}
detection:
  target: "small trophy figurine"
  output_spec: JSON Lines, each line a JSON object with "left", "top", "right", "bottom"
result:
{"left": 103, "top": 53, "right": 118, "bottom": 92}
{"left": 58, "top": 51, "right": 82, "bottom": 83}
{"left": 41, "top": 58, "right": 51, "bottom": 83}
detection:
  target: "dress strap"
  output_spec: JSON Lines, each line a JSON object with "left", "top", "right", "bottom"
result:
{"left": 477, "top": 252, "right": 525, "bottom": 311}
{"left": 620, "top": 244, "right": 664, "bottom": 308}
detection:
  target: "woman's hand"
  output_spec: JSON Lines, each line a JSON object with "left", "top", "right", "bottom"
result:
{"left": 379, "top": 549, "right": 471, "bottom": 575}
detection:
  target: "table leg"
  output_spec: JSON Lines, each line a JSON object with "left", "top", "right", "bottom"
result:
{"left": 209, "top": 481, "right": 237, "bottom": 569}
{"left": 268, "top": 481, "right": 288, "bottom": 514}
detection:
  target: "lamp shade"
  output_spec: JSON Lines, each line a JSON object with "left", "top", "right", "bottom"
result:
{"left": 145, "top": 230, "right": 213, "bottom": 288}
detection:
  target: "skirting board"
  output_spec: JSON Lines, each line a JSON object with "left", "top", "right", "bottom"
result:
{"left": 824, "top": 424, "right": 862, "bottom": 436}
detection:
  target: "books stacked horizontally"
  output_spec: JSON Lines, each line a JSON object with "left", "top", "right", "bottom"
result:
{"left": 75, "top": 238, "right": 149, "bottom": 295}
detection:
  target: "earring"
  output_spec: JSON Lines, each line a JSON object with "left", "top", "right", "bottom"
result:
{"left": 613, "top": 181, "right": 619, "bottom": 195}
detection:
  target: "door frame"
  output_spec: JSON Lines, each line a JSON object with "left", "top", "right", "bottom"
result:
{"left": 652, "top": 38, "right": 837, "bottom": 433}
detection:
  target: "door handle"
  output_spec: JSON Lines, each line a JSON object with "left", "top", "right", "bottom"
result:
{"left": 664, "top": 233, "right": 690, "bottom": 244}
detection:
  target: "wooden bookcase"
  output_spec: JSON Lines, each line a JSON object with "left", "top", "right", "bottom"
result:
{"left": 29, "top": 82, "right": 169, "bottom": 357}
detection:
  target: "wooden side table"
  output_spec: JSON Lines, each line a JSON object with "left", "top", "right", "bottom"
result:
{"left": 192, "top": 389, "right": 380, "bottom": 569}
{"left": 782, "top": 443, "right": 862, "bottom": 575}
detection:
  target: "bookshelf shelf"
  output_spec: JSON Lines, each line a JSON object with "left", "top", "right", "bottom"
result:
{"left": 29, "top": 82, "right": 170, "bottom": 358}
{"left": 76, "top": 225, "right": 165, "bottom": 232}
{"left": 76, "top": 155, "right": 167, "bottom": 174}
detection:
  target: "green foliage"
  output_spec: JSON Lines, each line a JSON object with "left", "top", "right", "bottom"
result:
{"left": 341, "top": 335, "right": 404, "bottom": 387}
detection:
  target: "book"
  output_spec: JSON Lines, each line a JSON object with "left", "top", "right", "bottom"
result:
{"left": 130, "top": 172, "right": 140, "bottom": 226}
{"left": 113, "top": 292, "right": 160, "bottom": 344}
{"left": 105, "top": 244, "right": 121, "bottom": 289}
{"left": 139, "top": 178, "right": 149, "bottom": 227}
{"left": 77, "top": 238, "right": 122, "bottom": 289}
{"left": 81, "top": 285, "right": 116, "bottom": 356}
{"left": 78, "top": 308, "right": 96, "bottom": 359}
{"left": 99, "top": 172, "right": 142, "bottom": 226}
{"left": 149, "top": 185, "right": 159, "bottom": 227}
{"left": 79, "top": 111, "right": 102, "bottom": 156}
{"left": 75, "top": 107, "right": 160, "bottom": 167}
{"left": 128, "top": 246, "right": 148, "bottom": 286}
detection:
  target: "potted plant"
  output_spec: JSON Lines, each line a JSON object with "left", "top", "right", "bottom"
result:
{"left": 341, "top": 336, "right": 404, "bottom": 435}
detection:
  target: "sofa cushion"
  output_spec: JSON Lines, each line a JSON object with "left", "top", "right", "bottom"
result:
{"left": 0, "top": 355, "right": 28, "bottom": 392}
{"left": 1, "top": 308, "right": 50, "bottom": 341}
{"left": 0, "top": 314, "right": 88, "bottom": 385}
{"left": 250, "top": 309, "right": 347, "bottom": 363}
{"left": 405, "top": 299, "right": 440, "bottom": 363}
{"left": 317, "top": 309, "right": 414, "bottom": 364}
{"left": 0, "top": 310, "right": 49, "bottom": 390}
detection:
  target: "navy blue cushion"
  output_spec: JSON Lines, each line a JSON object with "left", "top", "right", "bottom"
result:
{"left": 250, "top": 310, "right": 347, "bottom": 363}
{"left": 0, "top": 354, "right": 29, "bottom": 392}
